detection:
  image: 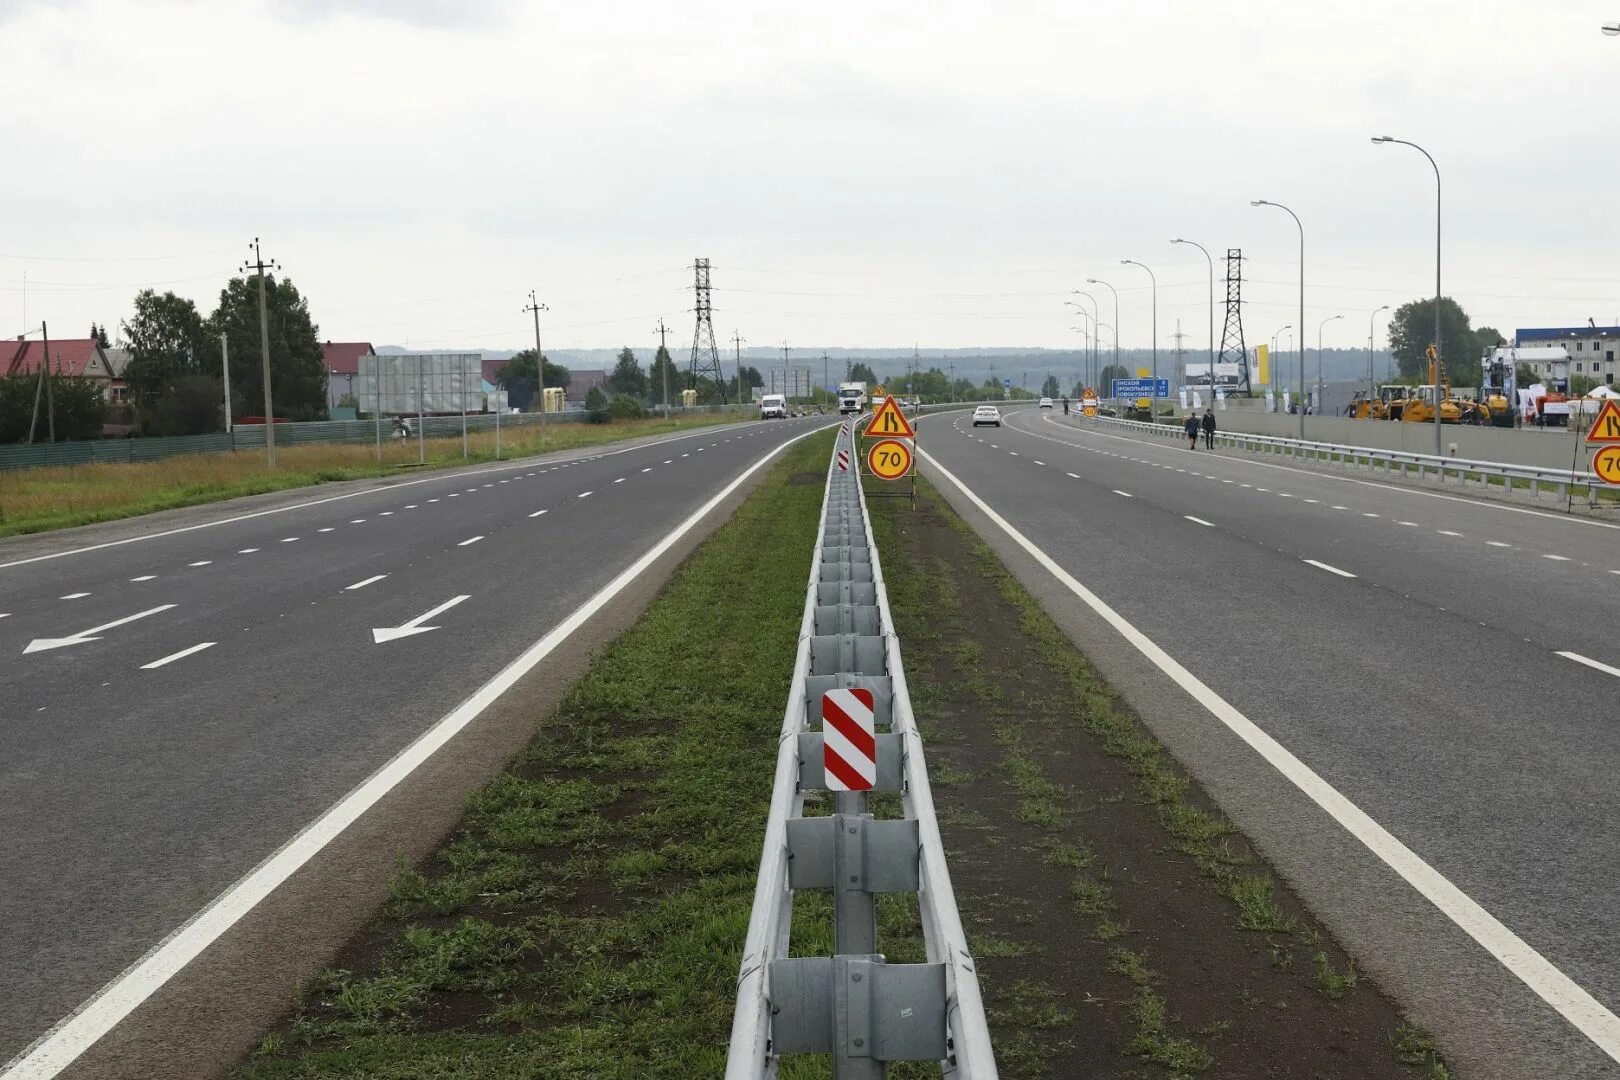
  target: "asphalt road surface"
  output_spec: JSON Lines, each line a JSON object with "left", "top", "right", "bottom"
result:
{"left": 920, "top": 406, "right": 1620, "bottom": 1080}
{"left": 0, "top": 415, "right": 827, "bottom": 1075}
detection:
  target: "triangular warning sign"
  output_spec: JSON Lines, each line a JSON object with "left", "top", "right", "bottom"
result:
{"left": 1586, "top": 398, "right": 1620, "bottom": 443}
{"left": 864, "top": 394, "right": 916, "bottom": 438}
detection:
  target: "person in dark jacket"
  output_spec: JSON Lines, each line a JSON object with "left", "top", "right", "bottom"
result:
{"left": 1201, "top": 407, "right": 1216, "bottom": 449}
{"left": 1183, "top": 412, "right": 1199, "bottom": 449}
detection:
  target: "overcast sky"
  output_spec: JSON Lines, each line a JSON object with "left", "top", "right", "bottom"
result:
{"left": 3, "top": 0, "right": 1617, "bottom": 359}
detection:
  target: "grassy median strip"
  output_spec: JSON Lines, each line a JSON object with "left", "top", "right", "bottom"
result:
{"left": 868, "top": 477, "right": 1452, "bottom": 1080}
{"left": 235, "top": 430, "right": 835, "bottom": 1080}
{"left": 0, "top": 412, "right": 749, "bottom": 537}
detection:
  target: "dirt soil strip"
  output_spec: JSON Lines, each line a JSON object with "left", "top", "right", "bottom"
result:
{"left": 865, "top": 480, "right": 1452, "bottom": 1080}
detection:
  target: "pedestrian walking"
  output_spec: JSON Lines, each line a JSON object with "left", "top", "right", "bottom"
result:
{"left": 1201, "top": 407, "right": 1216, "bottom": 449}
{"left": 1183, "top": 412, "right": 1199, "bottom": 449}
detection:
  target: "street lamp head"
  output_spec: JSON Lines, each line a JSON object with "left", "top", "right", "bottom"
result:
{"left": 1250, "top": 199, "right": 1267, "bottom": 207}
{"left": 1371, "top": 135, "right": 1393, "bottom": 144}
{"left": 1604, "top": 22, "right": 1620, "bottom": 34}
{"left": 1377, "top": 304, "right": 1390, "bottom": 313}
{"left": 1086, "top": 278, "right": 1100, "bottom": 284}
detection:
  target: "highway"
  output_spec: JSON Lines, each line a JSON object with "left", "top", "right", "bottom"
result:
{"left": 919, "top": 405, "right": 1620, "bottom": 1080}
{"left": 0, "top": 415, "right": 828, "bottom": 1076}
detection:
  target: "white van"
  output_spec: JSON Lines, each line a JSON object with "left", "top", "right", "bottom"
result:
{"left": 760, "top": 394, "right": 788, "bottom": 419}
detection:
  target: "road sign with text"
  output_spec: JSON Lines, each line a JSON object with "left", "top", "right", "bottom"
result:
{"left": 1593, "top": 444, "right": 1620, "bottom": 485}
{"left": 1111, "top": 378, "right": 1169, "bottom": 399}
{"left": 867, "top": 438, "right": 913, "bottom": 480}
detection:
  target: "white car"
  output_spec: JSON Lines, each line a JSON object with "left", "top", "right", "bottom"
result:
{"left": 972, "top": 405, "right": 1001, "bottom": 427}
{"left": 1039, "top": 397, "right": 1054, "bottom": 409}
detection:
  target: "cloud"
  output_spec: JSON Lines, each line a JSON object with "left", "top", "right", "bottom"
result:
{"left": 270, "top": 0, "right": 509, "bottom": 29}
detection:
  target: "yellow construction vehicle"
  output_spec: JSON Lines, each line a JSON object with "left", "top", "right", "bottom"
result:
{"left": 1346, "top": 384, "right": 1416, "bottom": 419}
{"left": 1400, "top": 347, "right": 1484, "bottom": 425}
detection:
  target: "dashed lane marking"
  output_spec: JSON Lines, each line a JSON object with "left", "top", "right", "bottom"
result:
{"left": 458, "top": 536, "right": 484, "bottom": 547}
{"left": 130, "top": 576, "right": 156, "bottom": 582}
{"left": 1558, "top": 651, "right": 1620, "bottom": 679}
{"left": 139, "top": 642, "right": 216, "bottom": 670}
{"left": 188, "top": 561, "right": 212, "bottom": 567}
{"left": 1186, "top": 516, "right": 1215, "bottom": 528}
{"left": 238, "top": 549, "right": 259, "bottom": 554}
{"left": 346, "top": 575, "right": 387, "bottom": 591}
{"left": 1113, "top": 490, "right": 1134, "bottom": 498}
{"left": 1303, "top": 559, "right": 1357, "bottom": 578}
{"left": 60, "top": 593, "right": 90, "bottom": 600}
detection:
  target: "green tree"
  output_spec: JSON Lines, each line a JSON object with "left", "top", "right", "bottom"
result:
{"left": 1386, "top": 297, "right": 1483, "bottom": 388}
{"left": 496, "top": 349, "right": 569, "bottom": 411}
{"left": 1099, "top": 364, "right": 1131, "bottom": 391}
{"left": 649, "top": 346, "right": 680, "bottom": 406}
{"left": 846, "top": 362, "right": 878, "bottom": 385}
{"left": 209, "top": 275, "right": 329, "bottom": 422}
{"left": 0, "top": 373, "right": 107, "bottom": 442}
{"left": 607, "top": 347, "right": 646, "bottom": 399}
{"left": 121, "top": 289, "right": 212, "bottom": 433}
{"left": 1475, "top": 326, "right": 1505, "bottom": 349}
{"left": 89, "top": 323, "right": 112, "bottom": 349}
{"left": 1571, "top": 374, "right": 1601, "bottom": 397}
{"left": 584, "top": 385, "right": 610, "bottom": 422}
{"left": 1040, "top": 374, "right": 1062, "bottom": 398}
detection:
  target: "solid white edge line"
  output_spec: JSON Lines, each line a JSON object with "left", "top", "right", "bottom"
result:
{"left": 138, "top": 642, "right": 216, "bottom": 670}
{"left": 1303, "top": 559, "right": 1358, "bottom": 578}
{"left": 0, "top": 420, "right": 836, "bottom": 1080}
{"left": 1557, "top": 651, "right": 1620, "bottom": 679}
{"left": 0, "top": 420, "right": 779, "bottom": 572}
{"left": 914, "top": 444, "right": 1620, "bottom": 1065}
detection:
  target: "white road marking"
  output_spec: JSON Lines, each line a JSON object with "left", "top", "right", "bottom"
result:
{"left": 281, "top": 537, "right": 300, "bottom": 542}
{"left": 528, "top": 509, "right": 549, "bottom": 518}
{"left": 188, "top": 561, "right": 212, "bottom": 567}
{"left": 642, "top": 468, "right": 652, "bottom": 473}
{"left": 1304, "top": 498, "right": 1319, "bottom": 503}
{"left": 458, "top": 536, "right": 484, "bottom": 547}
{"left": 1543, "top": 554, "right": 1571, "bottom": 561}
{"left": 1277, "top": 493, "right": 1294, "bottom": 498}
{"left": 350, "top": 519, "right": 366, "bottom": 523}
{"left": 614, "top": 478, "right": 625, "bottom": 484}
{"left": 1303, "top": 559, "right": 1357, "bottom": 578}
{"left": 1487, "top": 541, "right": 1512, "bottom": 548}
{"left": 1397, "top": 521, "right": 1419, "bottom": 527}
{"left": 448, "top": 493, "right": 459, "bottom": 498}
{"left": 319, "top": 526, "right": 336, "bottom": 531}
{"left": 682, "top": 453, "right": 690, "bottom": 458}
{"left": 1362, "top": 512, "right": 1380, "bottom": 518}
{"left": 1033, "top": 460, "right": 1046, "bottom": 466}
{"left": 1332, "top": 505, "right": 1349, "bottom": 510}
{"left": 2, "top": 423, "right": 835, "bottom": 1080}
{"left": 1185, "top": 516, "right": 1215, "bottom": 528}
{"left": 1066, "top": 472, "right": 1080, "bottom": 479}
{"left": 130, "top": 576, "right": 156, "bottom": 582}
{"left": 578, "top": 491, "right": 593, "bottom": 499}
{"left": 1558, "top": 652, "right": 1620, "bottom": 679}
{"left": 59, "top": 592, "right": 90, "bottom": 600}
{"left": 1008, "top": 451, "right": 1019, "bottom": 456}
{"left": 238, "top": 549, "right": 260, "bottom": 554}
{"left": 1437, "top": 530, "right": 1463, "bottom": 537}
{"left": 1112, "top": 490, "right": 1134, "bottom": 498}
{"left": 22, "top": 604, "right": 178, "bottom": 655}
{"left": 664, "top": 459, "right": 673, "bottom": 464}
{"left": 345, "top": 575, "right": 387, "bottom": 591}
{"left": 915, "top": 445, "right": 1620, "bottom": 1064}
{"left": 139, "top": 642, "right": 216, "bottom": 670}
{"left": 372, "top": 594, "right": 472, "bottom": 644}
{"left": 428, "top": 499, "right": 440, "bottom": 503}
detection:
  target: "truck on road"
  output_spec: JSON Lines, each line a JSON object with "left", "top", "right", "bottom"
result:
{"left": 837, "top": 382, "right": 867, "bottom": 414}
{"left": 760, "top": 393, "right": 788, "bottom": 419}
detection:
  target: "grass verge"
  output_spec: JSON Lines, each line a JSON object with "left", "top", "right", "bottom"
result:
{"left": 0, "top": 412, "right": 749, "bottom": 537}
{"left": 233, "top": 430, "right": 836, "bottom": 1079}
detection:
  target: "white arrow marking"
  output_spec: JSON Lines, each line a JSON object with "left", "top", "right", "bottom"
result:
{"left": 372, "top": 595, "right": 470, "bottom": 644}
{"left": 23, "top": 604, "right": 177, "bottom": 654}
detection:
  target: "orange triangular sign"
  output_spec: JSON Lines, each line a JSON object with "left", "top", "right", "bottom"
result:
{"left": 1587, "top": 399, "right": 1620, "bottom": 443}
{"left": 865, "top": 394, "right": 916, "bottom": 438}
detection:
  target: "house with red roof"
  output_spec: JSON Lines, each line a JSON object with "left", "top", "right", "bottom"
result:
{"left": 322, "top": 342, "right": 376, "bottom": 409}
{"left": 3, "top": 337, "right": 117, "bottom": 397}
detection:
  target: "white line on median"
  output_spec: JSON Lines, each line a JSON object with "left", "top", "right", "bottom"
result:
{"left": 1303, "top": 559, "right": 1357, "bottom": 578}
{"left": 1558, "top": 651, "right": 1620, "bottom": 678}
{"left": 1185, "top": 516, "right": 1215, "bottom": 528}
{"left": 0, "top": 421, "right": 837, "bottom": 1080}
{"left": 139, "top": 642, "right": 216, "bottom": 670}
{"left": 913, "top": 445, "right": 1620, "bottom": 1066}
{"left": 458, "top": 536, "right": 484, "bottom": 547}
{"left": 345, "top": 575, "right": 387, "bottom": 591}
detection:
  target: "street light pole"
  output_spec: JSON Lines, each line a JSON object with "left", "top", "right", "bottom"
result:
{"left": 1171, "top": 239, "right": 1214, "bottom": 401}
{"left": 1368, "top": 305, "right": 1390, "bottom": 401}
{"left": 1086, "top": 278, "right": 1119, "bottom": 392}
{"left": 1317, "top": 314, "right": 1342, "bottom": 414}
{"left": 1373, "top": 136, "right": 1443, "bottom": 455}
{"left": 1071, "top": 291, "right": 1099, "bottom": 390}
{"left": 524, "top": 292, "right": 549, "bottom": 444}
{"left": 1271, "top": 325, "right": 1291, "bottom": 398}
{"left": 1251, "top": 200, "right": 1306, "bottom": 437}
{"left": 1121, "top": 260, "right": 1158, "bottom": 404}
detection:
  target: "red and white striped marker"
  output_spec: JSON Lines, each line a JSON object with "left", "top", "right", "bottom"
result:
{"left": 822, "top": 688, "right": 876, "bottom": 791}
{"left": 836, "top": 446, "right": 850, "bottom": 471}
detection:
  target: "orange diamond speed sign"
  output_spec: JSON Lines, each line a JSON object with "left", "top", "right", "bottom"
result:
{"left": 867, "top": 438, "right": 913, "bottom": 480}
{"left": 864, "top": 394, "right": 916, "bottom": 438}
{"left": 1593, "top": 444, "right": 1620, "bottom": 485}
{"left": 1586, "top": 399, "right": 1620, "bottom": 444}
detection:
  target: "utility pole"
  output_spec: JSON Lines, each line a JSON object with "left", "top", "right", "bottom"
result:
{"left": 822, "top": 351, "right": 830, "bottom": 405}
{"left": 732, "top": 331, "right": 746, "bottom": 406}
{"left": 221, "top": 333, "right": 232, "bottom": 435}
{"left": 243, "top": 238, "right": 279, "bottom": 466}
{"left": 656, "top": 318, "right": 673, "bottom": 418}
{"left": 523, "top": 292, "right": 549, "bottom": 443}
{"left": 781, "top": 341, "right": 790, "bottom": 403}
{"left": 949, "top": 362, "right": 955, "bottom": 403}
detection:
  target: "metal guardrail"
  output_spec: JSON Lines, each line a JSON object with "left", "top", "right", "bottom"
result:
{"left": 1087, "top": 413, "right": 1609, "bottom": 504}
{"left": 727, "top": 425, "right": 996, "bottom": 1080}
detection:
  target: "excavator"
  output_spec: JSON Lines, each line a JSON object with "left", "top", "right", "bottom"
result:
{"left": 1346, "top": 384, "right": 1418, "bottom": 420}
{"left": 1400, "top": 346, "right": 1500, "bottom": 425}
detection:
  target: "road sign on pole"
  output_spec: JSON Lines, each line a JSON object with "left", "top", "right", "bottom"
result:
{"left": 1586, "top": 399, "right": 1620, "bottom": 443}
{"left": 1593, "top": 444, "right": 1620, "bottom": 485}
{"left": 865, "top": 395, "right": 916, "bottom": 438}
{"left": 1110, "top": 377, "right": 1170, "bottom": 399}
{"left": 866, "top": 438, "right": 913, "bottom": 480}
{"left": 822, "top": 688, "right": 876, "bottom": 791}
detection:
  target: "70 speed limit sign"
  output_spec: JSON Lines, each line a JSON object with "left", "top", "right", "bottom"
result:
{"left": 867, "top": 438, "right": 913, "bottom": 480}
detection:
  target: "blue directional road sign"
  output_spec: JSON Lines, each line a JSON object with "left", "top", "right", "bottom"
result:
{"left": 1110, "top": 378, "right": 1170, "bottom": 398}
{"left": 1002, "top": 379, "right": 1012, "bottom": 388}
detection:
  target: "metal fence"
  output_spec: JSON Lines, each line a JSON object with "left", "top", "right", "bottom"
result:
{"left": 1088, "top": 413, "right": 1611, "bottom": 505}
{"left": 726, "top": 425, "right": 996, "bottom": 1079}
{"left": 0, "top": 405, "right": 750, "bottom": 473}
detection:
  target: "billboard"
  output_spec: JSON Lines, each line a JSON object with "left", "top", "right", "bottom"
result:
{"left": 356, "top": 354, "right": 486, "bottom": 415}
{"left": 1184, "top": 362, "right": 1246, "bottom": 391}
